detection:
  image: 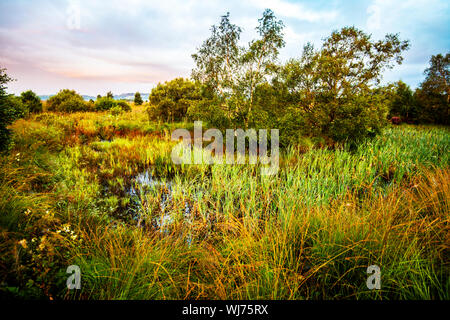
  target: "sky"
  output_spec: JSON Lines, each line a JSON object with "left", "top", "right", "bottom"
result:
{"left": 0, "top": 0, "right": 449, "bottom": 96}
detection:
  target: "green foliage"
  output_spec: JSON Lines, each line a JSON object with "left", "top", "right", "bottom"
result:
{"left": 110, "top": 105, "right": 124, "bottom": 116}
{"left": 273, "top": 27, "right": 409, "bottom": 144}
{"left": 118, "top": 101, "right": 131, "bottom": 112}
{"left": 95, "top": 96, "right": 117, "bottom": 111}
{"left": 47, "top": 89, "right": 89, "bottom": 112}
{"left": 117, "top": 100, "right": 131, "bottom": 112}
{"left": 415, "top": 53, "right": 449, "bottom": 125}
{"left": 386, "top": 81, "right": 417, "bottom": 122}
{"left": 191, "top": 13, "right": 409, "bottom": 145}
{"left": 0, "top": 68, "right": 29, "bottom": 151}
{"left": 0, "top": 95, "right": 28, "bottom": 151}
{"left": 187, "top": 97, "right": 231, "bottom": 129}
{"left": 191, "top": 12, "right": 241, "bottom": 97}
{"left": 192, "top": 9, "right": 285, "bottom": 128}
{"left": 3, "top": 95, "right": 28, "bottom": 122}
{"left": 20, "top": 90, "right": 43, "bottom": 114}
{"left": 2, "top": 114, "right": 448, "bottom": 299}
{"left": 148, "top": 78, "right": 202, "bottom": 122}
{"left": 134, "top": 92, "right": 143, "bottom": 105}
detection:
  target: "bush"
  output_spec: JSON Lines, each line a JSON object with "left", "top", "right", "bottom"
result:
{"left": 47, "top": 89, "right": 88, "bottom": 112}
{"left": 109, "top": 105, "right": 124, "bottom": 116}
{"left": 134, "top": 92, "right": 143, "bottom": 106}
{"left": 149, "top": 78, "right": 202, "bottom": 122}
{"left": 278, "top": 107, "right": 306, "bottom": 147}
{"left": 0, "top": 95, "right": 28, "bottom": 151}
{"left": 117, "top": 100, "right": 131, "bottom": 112}
{"left": 95, "top": 97, "right": 117, "bottom": 111}
{"left": 20, "top": 90, "right": 43, "bottom": 113}
{"left": 387, "top": 81, "right": 418, "bottom": 123}
{"left": 186, "top": 98, "right": 231, "bottom": 129}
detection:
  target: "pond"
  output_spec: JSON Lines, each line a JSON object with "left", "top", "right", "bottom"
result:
{"left": 125, "top": 170, "right": 203, "bottom": 245}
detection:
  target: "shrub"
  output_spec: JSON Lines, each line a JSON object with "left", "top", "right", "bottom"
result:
{"left": 387, "top": 81, "right": 418, "bottom": 123}
{"left": 0, "top": 95, "right": 28, "bottom": 151}
{"left": 109, "top": 105, "right": 124, "bottom": 116}
{"left": 20, "top": 90, "right": 43, "bottom": 113}
{"left": 278, "top": 107, "right": 306, "bottom": 147}
{"left": 3, "top": 95, "right": 28, "bottom": 119}
{"left": 186, "top": 98, "right": 231, "bottom": 129}
{"left": 47, "top": 89, "right": 88, "bottom": 112}
{"left": 0, "top": 68, "right": 17, "bottom": 151}
{"left": 134, "top": 92, "right": 143, "bottom": 106}
{"left": 149, "top": 78, "right": 202, "bottom": 122}
{"left": 145, "top": 104, "right": 159, "bottom": 122}
{"left": 117, "top": 100, "right": 131, "bottom": 112}
{"left": 95, "top": 97, "right": 117, "bottom": 111}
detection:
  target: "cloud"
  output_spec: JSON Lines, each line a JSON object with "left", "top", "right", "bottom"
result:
{"left": 0, "top": 0, "right": 448, "bottom": 94}
{"left": 248, "top": 0, "right": 338, "bottom": 22}
{"left": 365, "top": 0, "right": 450, "bottom": 87}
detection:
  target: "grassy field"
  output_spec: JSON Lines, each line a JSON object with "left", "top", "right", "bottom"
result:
{"left": 0, "top": 105, "right": 449, "bottom": 300}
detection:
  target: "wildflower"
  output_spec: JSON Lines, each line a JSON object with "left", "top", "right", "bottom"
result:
{"left": 62, "top": 224, "right": 71, "bottom": 233}
{"left": 38, "top": 235, "right": 47, "bottom": 251}
{"left": 18, "top": 239, "right": 28, "bottom": 248}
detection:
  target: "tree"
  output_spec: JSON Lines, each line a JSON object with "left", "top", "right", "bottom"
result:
{"left": 0, "top": 68, "right": 25, "bottom": 151}
{"left": 117, "top": 100, "right": 131, "bottom": 112}
{"left": 192, "top": 10, "right": 285, "bottom": 128}
{"left": 47, "top": 89, "right": 88, "bottom": 112}
{"left": 279, "top": 27, "right": 410, "bottom": 143}
{"left": 423, "top": 53, "right": 449, "bottom": 103}
{"left": 148, "top": 78, "right": 202, "bottom": 122}
{"left": 415, "top": 53, "right": 449, "bottom": 124}
{"left": 387, "top": 81, "right": 417, "bottom": 122}
{"left": 95, "top": 96, "right": 117, "bottom": 111}
{"left": 106, "top": 91, "right": 114, "bottom": 99}
{"left": 134, "top": 92, "right": 143, "bottom": 105}
{"left": 21, "top": 90, "right": 43, "bottom": 113}
{"left": 192, "top": 12, "right": 242, "bottom": 100}
{"left": 239, "top": 9, "right": 285, "bottom": 128}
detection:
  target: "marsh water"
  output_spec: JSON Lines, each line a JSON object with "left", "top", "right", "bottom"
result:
{"left": 124, "top": 170, "right": 203, "bottom": 245}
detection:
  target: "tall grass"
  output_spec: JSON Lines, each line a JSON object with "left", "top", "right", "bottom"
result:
{"left": 1, "top": 109, "right": 449, "bottom": 300}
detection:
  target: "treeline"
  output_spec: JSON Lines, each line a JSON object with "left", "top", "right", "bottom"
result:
{"left": 385, "top": 53, "right": 449, "bottom": 125}
{"left": 147, "top": 10, "right": 449, "bottom": 146}
{"left": 0, "top": 82, "right": 146, "bottom": 151}
{"left": 1, "top": 10, "right": 448, "bottom": 151}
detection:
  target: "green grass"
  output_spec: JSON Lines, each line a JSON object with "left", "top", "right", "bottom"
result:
{"left": 0, "top": 109, "right": 448, "bottom": 300}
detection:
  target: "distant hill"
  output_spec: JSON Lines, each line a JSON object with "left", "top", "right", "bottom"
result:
{"left": 39, "top": 93, "right": 150, "bottom": 102}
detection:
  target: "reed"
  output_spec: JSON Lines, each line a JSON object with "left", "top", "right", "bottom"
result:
{"left": 1, "top": 109, "right": 448, "bottom": 299}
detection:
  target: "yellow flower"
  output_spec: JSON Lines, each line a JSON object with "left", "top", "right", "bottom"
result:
{"left": 38, "top": 235, "right": 47, "bottom": 251}
{"left": 18, "top": 239, "right": 28, "bottom": 249}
